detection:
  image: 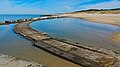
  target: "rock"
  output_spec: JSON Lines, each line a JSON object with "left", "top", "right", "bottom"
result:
{"left": 12, "top": 20, "right": 18, "bottom": 23}
{"left": 25, "top": 19, "right": 29, "bottom": 21}
{"left": 29, "top": 18, "right": 34, "bottom": 21}
{"left": 19, "top": 18, "right": 24, "bottom": 22}
{"left": 0, "top": 22, "right": 4, "bottom": 25}
{"left": 17, "top": 18, "right": 24, "bottom": 23}
{"left": 5, "top": 20, "right": 12, "bottom": 24}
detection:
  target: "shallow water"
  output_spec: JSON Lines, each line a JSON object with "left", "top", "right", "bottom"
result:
{"left": 30, "top": 18, "right": 120, "bottom": 52}
{"left": 1, "top": 15, "right": 120, "bottom": 67}
{"left": 0, "top": 15, "right": 81, "bottom": 67}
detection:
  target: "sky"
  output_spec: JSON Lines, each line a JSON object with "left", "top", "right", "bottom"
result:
{"left": 0, "top": 0, "right": 120, "bottom": 14}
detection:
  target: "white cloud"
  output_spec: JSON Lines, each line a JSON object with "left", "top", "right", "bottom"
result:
{"left": 58, "top": 0, "right": 95, "bottom": 12}
{"left": 81, "top": 0, "right": 120, "bottom": 9}
{"left": 1, "top": 0, "right": 119, "bottom": 14}
{"left": 64, "top": 6, "right": 73, "bottom": 10}
{"left": 0, "top": 0, "right": 45, "bottom": 14}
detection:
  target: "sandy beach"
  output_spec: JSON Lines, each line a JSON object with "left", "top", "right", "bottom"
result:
{"left": 111, "top": 32, "right": 120, "bottom": 44}
{"left": 0, "top": 54, "right": 43, "bottom": 67}
{"left": 63, "top": 13, "right": 120, "bottom": 44}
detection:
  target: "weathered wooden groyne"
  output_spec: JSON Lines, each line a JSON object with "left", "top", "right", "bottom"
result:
{"left": 14, "top": 15, "right": 120, "bottom": 67}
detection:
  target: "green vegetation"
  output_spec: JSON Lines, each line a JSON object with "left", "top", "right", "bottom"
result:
{"left": 72, "top": 8, "right": 120, "bottom": 14}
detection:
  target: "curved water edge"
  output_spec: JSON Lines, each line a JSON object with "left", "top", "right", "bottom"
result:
{"left": 0, "top": 17, "right": 81, "bottom": 67}
{"left": 30, "top": 18, "right": 120, "bottom": 52}
{"left": 0, "top": 24, "right": 81, "bottom": 67}
{"left": 13, "top": 16, "right": 120, "bottom": 67}
{"left": 0, "top": 15, "right": 120, "bottom": 67}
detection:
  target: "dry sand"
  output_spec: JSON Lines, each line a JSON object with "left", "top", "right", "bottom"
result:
{"left": 63, "top": 13, "right": 120, "bottom": 44}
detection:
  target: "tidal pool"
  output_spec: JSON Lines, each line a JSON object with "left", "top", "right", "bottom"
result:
{"left": 0, "top": 15, "right": 81, "bottom": 67}
{"left": 1, "top": 16, "right": 120, "bottom": 67}
{"left": 30, "top": 18, "right": 120, "bottom": 52}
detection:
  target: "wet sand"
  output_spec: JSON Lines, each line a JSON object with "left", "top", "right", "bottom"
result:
{"left": 0, "top": 13, "right": 119, "bottom": 67}
{"left": 0, "top": 54, "right": 43, "bottom": 67}
{"left": 63, "top": 13, "right": 120, "bottom": 45}
{"left": 0, "top": 24, "right": 81, "bottom": 67}
{"left": 111, "top": 32, "right": 120, "bottom": 45}
{"left": 13, "top": 15, "right": 120, "bottom": 67}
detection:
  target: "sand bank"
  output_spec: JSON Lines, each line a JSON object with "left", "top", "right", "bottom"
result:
{"left": 65, "top": 13, "right": 120, "bottom": 26}
{"left": 64, "top": 13, "right": 120, "bottom": 45}
{"left": 13, "top": 15, "right": 120, "bottom": 67}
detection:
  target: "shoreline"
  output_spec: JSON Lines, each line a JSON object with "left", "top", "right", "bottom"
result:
{"left": 111, "top": 32, "right": 120, "bottom": 44}
{"left": 62, "top": 13, "right": 120, "bottom": 45}
{"left": 0, "top": 53, "right": 44, "bottom": 67}
{"left": 13, "top": 15, "right": 120, "bottom": 67}
{"left": 0, "top": 13, "right": 120, "bottom": 66}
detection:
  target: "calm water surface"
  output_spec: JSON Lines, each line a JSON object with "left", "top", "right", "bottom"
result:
{"left": 0, "top": 15, "right": 120, "bottom": 67}
{"left": 30, "top": 18, "right": 120, "bottom": 52}
{"left": 0, "top": 15, "right": 80, "bottom": 67}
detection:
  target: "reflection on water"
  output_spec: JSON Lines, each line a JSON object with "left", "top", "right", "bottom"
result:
{"left": 30, "top": 18, "right": 120, "bottom": 52}
{"left": 1, "top": 15, "right": 120, "bottom": 67}
{"left": 0, "top": 15, "right": 80, "bottom": 67}
{"left": 0, "top": 24, "right": 80, "bottom": 67}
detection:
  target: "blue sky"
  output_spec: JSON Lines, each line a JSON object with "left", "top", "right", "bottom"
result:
{"left": 0, "top": 0, "right": 120, "bottom": 14}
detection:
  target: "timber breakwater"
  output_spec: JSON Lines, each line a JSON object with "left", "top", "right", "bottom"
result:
{"left": 14, "top": 14, "right": 120, "bottom": 67}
